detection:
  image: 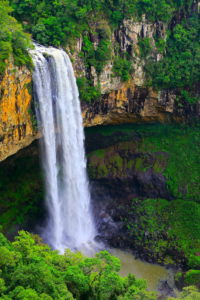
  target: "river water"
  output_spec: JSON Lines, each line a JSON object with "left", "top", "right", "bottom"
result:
{"left": 111, "top": 249, "right": 177, "bottom": 292}
{"left": 81, "top": 243, "right": 178, "bottom": 294}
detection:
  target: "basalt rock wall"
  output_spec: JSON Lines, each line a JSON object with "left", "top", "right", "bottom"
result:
{"left": 1, "top": 18, "right": 200, "bottom": 163}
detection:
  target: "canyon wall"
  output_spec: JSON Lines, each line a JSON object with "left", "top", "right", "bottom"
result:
{"left": 1, "top": 19, "right": 200, "bottom": 162}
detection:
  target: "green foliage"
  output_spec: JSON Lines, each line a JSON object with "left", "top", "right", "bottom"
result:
{"left": 135, "top": 0, "right": 189, "bottom": 22}
{"left": 146, "top": 15, "right": 200, "bottom": 97}
{"left": 112, "top": 57, "right": 132, "bottom": 82}
{"left": 32, "top": 24, "right": 49, "bottom": 46}
{"left": 76, "top": 77, "right": 101, "bottom": 103}
{"left": 7, "top": 0, "right": 198, "bottom": 95}
{"left": 138, "top": 37, "right": 153, "bottom": 60}
{"left": 0, "top": 231, "right": 160, "bottom": 300}
{"left": 188, "top": 255, "right": 200, "bottom": 269}
{"left": 176, "top": 90, "right": 200, "bottom": 105}
{"left": 172, "top": 286, "right": 200, "bottom": 300}
{"left": 94, "top": 38, "right": 112, "bottom": 75}
{"left": 139, "top": 124, "right": 200, "bottom": 202}
{"left": 81, "top": 27, "right": 112, "bottom": 76}
{"left": 129, "top": 198, "right": 200, "bottom": 257}
{"left": 8, "top": 0, "right": 196, "bottom": 88}
{"left": 0, "top": 152, "right": 45, "bottom": 232}
{"left": 0, "top": 41, "right": 12, "bottom": 75}
{"left": 10, "top": 0, "right": 194, "bottom": 47}
{"left": 123, "top": 196, "right": 200, "bottom": 291}
{"left": 184, "top": 270, "right": 200, "bottom": 287}
{"left": 0, "top": 231, "right": 198, "bottom": 299}
{"left": 154, "top": 35, "right": 166, "bottom": 54}
{"left": 0, "top": 1, "right": 33, "bottom": 75}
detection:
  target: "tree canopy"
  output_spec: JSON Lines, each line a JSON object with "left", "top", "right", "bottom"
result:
{"left": 0, "top": 230, "right": 199, "bottom": 300}
{"left": 0, "top": 1, "right": 33, "bottom": 74}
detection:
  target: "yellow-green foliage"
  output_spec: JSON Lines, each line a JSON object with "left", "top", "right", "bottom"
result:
{"left": 0, "top": 231, "right": 198, "bottom": 299}
{"left": 0, "top": 230, "right": 159, "bottom": 300}
{"left": 173, "top": 286, "right": 200, "bottom": 300}
{"left": 185, "top": 270, "right": 200, "bottom": 287}
{"left": 0, "top": 1, "right": 33, "bottom": 74}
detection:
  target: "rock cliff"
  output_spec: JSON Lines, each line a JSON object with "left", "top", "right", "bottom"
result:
{"left": 0, "top": 19, "right": 200, "bottom": 163}
{"left": 0, "top": 56, "right": 35, "bottom": 162}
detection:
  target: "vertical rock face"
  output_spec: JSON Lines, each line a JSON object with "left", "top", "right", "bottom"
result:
{"left": 0, "top": 57, "right": 35, "bottom": 162}
{"left": 73, "top": 18, "right": 200, "bottom": 127}
{"left": 70, "top": 18, "right": 167, "bottom": 93}
{"left": 81, "top": 81, "right": 184, "bottom": 127}
{"left": 0, "top": 18, "right": 200, "bottom": 163}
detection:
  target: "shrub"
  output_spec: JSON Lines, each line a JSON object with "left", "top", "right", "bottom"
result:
{"left": 112, "top": 57, "right": 132, "bottom": 82}
{"left": 77, "top": 77, "right": 101, "bottom": 103}
{"left": 0, "top": 1, "right": 33, "bottom": 75}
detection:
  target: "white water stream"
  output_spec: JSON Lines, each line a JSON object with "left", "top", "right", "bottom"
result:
{"left": 30, "top": 45, "right": 94, "bottom": 252}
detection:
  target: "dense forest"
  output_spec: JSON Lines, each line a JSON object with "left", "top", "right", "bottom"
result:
{"left": 0, "top": 230, "right": 199, "bottom": 300}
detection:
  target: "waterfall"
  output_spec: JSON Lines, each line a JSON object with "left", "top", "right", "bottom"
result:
{"left": 30, "top": 44, "right": 94, "bottom": 252}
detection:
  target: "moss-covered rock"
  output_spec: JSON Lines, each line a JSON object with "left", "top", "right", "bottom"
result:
{"left": 87, "top": 123, "right": 200, "bottom": 280}
{"left": 86, "top": 123, "right": 200, "bottom": 202}
{"left": 0, "top": 140, "right": 45, "bottom": 238}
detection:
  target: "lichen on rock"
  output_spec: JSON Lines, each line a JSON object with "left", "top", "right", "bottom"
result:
{"left": 0, "top": 56, "right": 37, "bottom": 163}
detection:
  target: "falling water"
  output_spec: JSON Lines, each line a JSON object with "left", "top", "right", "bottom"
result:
{"left": 30, "top": 44, "right": 95, "bottom": 252}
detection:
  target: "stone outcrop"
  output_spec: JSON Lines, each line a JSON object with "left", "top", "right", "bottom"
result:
{"left": 71, "top": 18, "right": 167, "bottom": 92}
{"left": 0, "top": 56, "right": 36, "bottom": 162}
{"left": 87, "top": 140, "right": 169, "bottom": 200}
{"left": 82, "top": 81, "right": 184, "bottom": 127}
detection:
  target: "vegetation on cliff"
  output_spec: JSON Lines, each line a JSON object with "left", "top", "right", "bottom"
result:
{"left": 0, "top": 1, "right": 33, "bottom": 75}
{"left": 145, "top": 14, "right": 200, "bottom": 104}
{"left": 0, "top": 230, "right": 199, "bottom": 300}
{"left": 77, "top": 77, "right": 101, "bottom": 104}
{"left": 125, "top": 198, "right": 200, "bottom": 286}
{"left": 0, "top": 0, "right": 198, "bottom": 104}
{"left": 86, "top": 123, "right": 200, "bottom": 287}
{"left": 10, "top": 0, "right": 193, "bottom": 46}
{"left": 7, "top": 0, "right": 197, "bottom": 103}
{"left": 87, "top": 123, "right": 200, "bottom": 202}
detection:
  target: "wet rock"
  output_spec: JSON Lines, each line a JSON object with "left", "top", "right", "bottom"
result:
{"left": 158, "top": 280, "right": 177, "bottom": 298}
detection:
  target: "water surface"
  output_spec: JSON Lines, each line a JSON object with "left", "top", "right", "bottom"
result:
{"left": 111, "top": 248, "right": 178, "bottom": 294}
